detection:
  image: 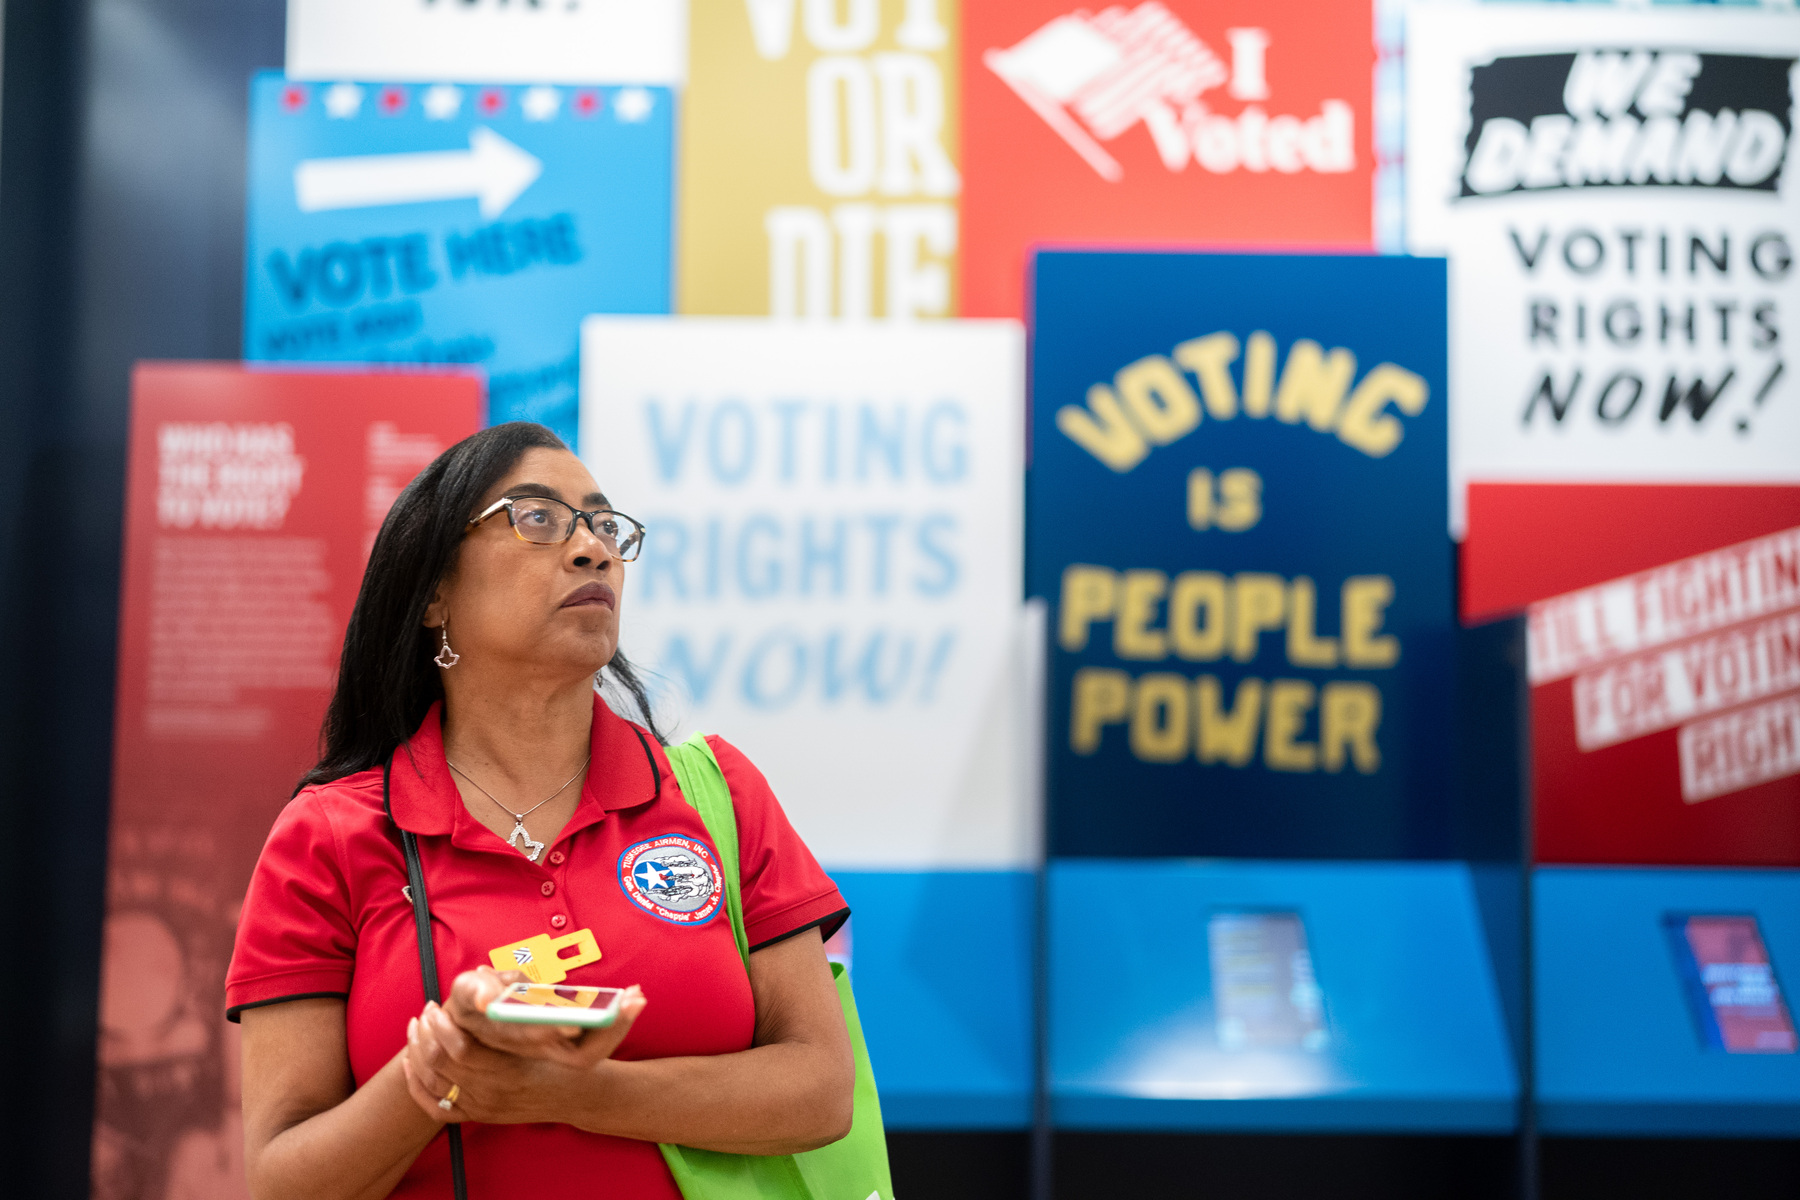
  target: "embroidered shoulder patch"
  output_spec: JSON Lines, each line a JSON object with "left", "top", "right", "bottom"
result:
{"left": 617, "top": 834, "right": 724, "bottom": 926}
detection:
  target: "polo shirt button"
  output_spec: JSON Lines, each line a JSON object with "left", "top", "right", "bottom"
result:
{"left": 550, "top": 914, "right": 567, "bottom": 929}
{"left": 541, "top": 881, "right": 556, "bottom": 897}
{"left": 548, "top": 850, "right": 566, "bottom": 865}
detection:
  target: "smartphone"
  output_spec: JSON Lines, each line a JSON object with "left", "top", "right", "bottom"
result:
{"left": 1207, "top": 911, "right": 1329, "bottom": 1052}
{"left": 485, "top": 982, "right": 628, "bottom": 1028}
{"left": 1665, "top": 914, "right": 1797, "bottom": 1054}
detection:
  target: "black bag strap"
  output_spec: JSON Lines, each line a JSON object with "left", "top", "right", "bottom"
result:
{"left": 384, "top": 757, "right": 469, "bottom": 1200}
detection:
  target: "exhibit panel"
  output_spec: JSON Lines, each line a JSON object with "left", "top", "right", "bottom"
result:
{"left": 243, "top": 72, "right": 675, "bottom": 445}
{"left": 1028, "top": 250, "right": 1455, "bottom": 860}
{"left": 1535, "top": 867, "right": 1800, "bottom": 1136}
{"left": 834, "top": 871, "right": 1036, "bottom": 1129}
{"left": 1048, "top": 860, "right": 1519, "bottom": 1132}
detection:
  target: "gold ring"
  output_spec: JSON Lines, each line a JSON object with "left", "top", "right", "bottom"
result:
{"left": 437, "top": 1083, "right": 460, "bottom": 1112}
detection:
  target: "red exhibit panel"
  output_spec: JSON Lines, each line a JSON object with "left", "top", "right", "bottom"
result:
{"left": 1522, "top": 509, "right": 1800, "bottom": 866}
{"left": 92, "top": 364, "right": 480, "bottom": 1200}
{"left": 961, "top": 0, "right": 1374, "bottom": 319}
{"left": 1464, "top": 482, "right": 1800, "bottom": 625}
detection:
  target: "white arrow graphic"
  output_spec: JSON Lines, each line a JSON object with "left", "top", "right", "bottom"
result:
{"left": 293, "top": 127, "right": 543, "bottom": 219}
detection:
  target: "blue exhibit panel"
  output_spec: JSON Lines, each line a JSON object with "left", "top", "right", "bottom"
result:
{"left": 1535, "top": 867, "right": 1800, "bottom": 1136}
{"left": 1050, "top": 860, "right": 1519, "bottom": 1132}
{"left": 831, "top": 871, "right": 1035, "bottom": 1129}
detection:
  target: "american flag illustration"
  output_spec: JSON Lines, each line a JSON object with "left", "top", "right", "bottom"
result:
{"left": 984, "top": 2, "right": 1229, "bottom": 181}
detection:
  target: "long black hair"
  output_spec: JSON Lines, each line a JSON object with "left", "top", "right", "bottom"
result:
{"left": 298, "top": 421, "right": 661, "bottom": 791}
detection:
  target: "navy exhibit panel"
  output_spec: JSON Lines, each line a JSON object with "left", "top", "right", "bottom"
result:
{"left": 244, "top": 74, "right": 673, "bottom": 444}
{"left": 1029, "top": 251, "right": 1453, "bottom": 859}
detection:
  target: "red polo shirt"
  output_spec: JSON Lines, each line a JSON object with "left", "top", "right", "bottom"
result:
{"left": 226, "top": 695, "right": 848, "bottom": 1199}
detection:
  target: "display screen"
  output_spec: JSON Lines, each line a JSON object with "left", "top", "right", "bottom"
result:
{"left": 1207, "top": 912, "right": 1329, "bottom": 1052}
{"left": 1665, "top": 914, "right": 1797, "bottom": 1055}
{"left": 499, "top": 983, "right": 623, "bottom": 1011}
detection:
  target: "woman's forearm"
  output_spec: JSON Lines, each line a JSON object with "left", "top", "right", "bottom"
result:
{"left": 248, "top": 1053, "right": 443, "bottom": 1200}
{"left": 562, "top": 1041, "right": 854, "bottom": 1155}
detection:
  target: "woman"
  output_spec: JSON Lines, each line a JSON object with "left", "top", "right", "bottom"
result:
{"left": 227, "top": 422, "right": 855, "bottom": 1199}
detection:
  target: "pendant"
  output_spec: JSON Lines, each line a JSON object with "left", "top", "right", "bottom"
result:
{"left": 508, "top": 821, "right": 546, "bottom": 863}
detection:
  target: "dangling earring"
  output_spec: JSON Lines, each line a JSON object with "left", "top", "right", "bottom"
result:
{"left": 434, "top": 621, "right": 460, "bottom": 669}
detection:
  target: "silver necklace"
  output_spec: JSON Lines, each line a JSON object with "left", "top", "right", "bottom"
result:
{"left": 446, "top": 754, "right": 590, "bottom": 863}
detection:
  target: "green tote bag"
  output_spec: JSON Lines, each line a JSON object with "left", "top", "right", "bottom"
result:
{"left": 660, "top": 734, "right": 895, "bottom": 1200}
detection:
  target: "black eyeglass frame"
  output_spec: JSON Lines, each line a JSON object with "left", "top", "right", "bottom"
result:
{"left": 466, "top": 496, "right": 646, "bottom": 560}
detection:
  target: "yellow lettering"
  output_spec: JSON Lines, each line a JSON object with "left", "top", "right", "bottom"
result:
{"left": 1172, "top": 332, "right": 1239, "bottom": 419}
{"left": 1131, "top": 673, "right": 1190, "bottom": 762}
{"left": 1114, "top": 570, "right": 1169, "bottom": 661}
{"left": 1058, "top": 565, "right": 1117, "bottom": 651}
{"left": 1336, "top": 364, "right": 1429, "bottom": 458}
{"left": 1263, "top": 679, "right": 1318, "bottom": 772}
{"left": 1342, "top": 576, "right": 1400, "bottom": 667}
{"left": 1242, "top": 330, "right": 1276, "bottom": 418}
{"left": 1115, "top": 355, "right": 1202, "bottom": 445}
{"left": 1196, "top": 675, "right": 1263, "bottom": 766}
{"left": 1274, "top": 340, "right": 1356, "bottom": 431}
{"left": 1231, "top": 573, "right": 1286, "bottom": 661}
{"left": 1187, "top": 467, "right": 1215, "bottom": 531}
{"left": 1216, "top": 468, "right": 1262, "bottom": 531}
{"left": 1169, "top": 571, "right": 1228, "bottom": 661}
{"left": 1057, "top": 383, "right": 1149, "bottom": 472}
{"left": 1321, "top": 682, "right": 1382, "bottom": 773}
{"left": 1285, "top": 577, "right": 1340, "bottom": 667}
{"left": 1070, "top": 668, "right": 1130, "bottom": 754}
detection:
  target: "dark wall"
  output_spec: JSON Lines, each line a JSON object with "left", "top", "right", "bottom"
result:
{"left": 0, "top": 1, "right": 284, "bottom": 1193}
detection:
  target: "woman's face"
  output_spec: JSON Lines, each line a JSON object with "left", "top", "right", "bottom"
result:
{"left": 426, "top": 447, "right": 626, "bottom": 682}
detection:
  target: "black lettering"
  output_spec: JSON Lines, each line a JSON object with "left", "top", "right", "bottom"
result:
{"left": 1603, "top": 300, "right": 1641, "bottom": 346}
{"left": 1714, "top": 300, "right": 1739, "bottom": 346}
{"left": 1510, "top": 227, "right": 1550, "bottom": 271}
{"left": 1661, "top": 303, "right": 1696, "bottom": 346}
{"left": 1752, "top": 360, "right": 1785, "bottom": 408}
{"left": 1753, "top": 302, "right": 1780, "bottom": 349}
{"left": 1563, "top": 229, "right": 1605, "bottom": 274}
{"left": 1751, "top": 233, "right": 1793, "bottom": 283}
{"left": 1595, "top": 372, "right": 1643, "bottom": 424}
{"left": 1523, "top": 369, "right": 1581, "bottom": 425}
{"left": 1530, "top": 300, "right": 1558, "bottom": 345}
{"left": 1619, "top": 229, "right": 1642, "bottom": 274}
{"left": 1689, "top": 232, "right": 1729, "bottom": 277}
{"left": 1659, "top": 370, "right": 1735, "bottom": 423}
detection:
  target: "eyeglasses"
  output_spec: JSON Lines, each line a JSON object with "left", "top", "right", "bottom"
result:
{"left": 467, "top": 496, "right": 646, "bottom": 561}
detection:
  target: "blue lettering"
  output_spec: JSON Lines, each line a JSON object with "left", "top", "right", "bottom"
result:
{"left": 858, "top": 630, "right": 913, "bottom": 702}
{"left": 856, "top": 405, "right": 905, "bottom": 481}
{"left": 799, "top": 516, "right": 848, "bottom": 597}
{"left": 916, "top": 630, "right": 956, "bottom": 703}
{"left": 662, "top": 632, "right": 730, "bottom": 705}
{"left": 921, "top": 401, "right": 968, "bottom": 483}
{"left": 640, "top": 517, "right": 688, "bottom": 601}
{"left": 771, "top": 399, "right": 806, "bottom": 483}
{"left": 863, "top": 513, "right": 901, "bottom": 596}
{"left": 736, "top": 514, "right": 782, "bottom": 598}
{"left": 645, "top": 401, "right": 695, "bottom": 483}
{"left": 742, "top": 630, "right": 808, "bottom": 709}
{"left": 708, "top": 400, "right": 756, "bottom": 485}
{"left": 913, "top": 514, "right": 959, "bottom": 596}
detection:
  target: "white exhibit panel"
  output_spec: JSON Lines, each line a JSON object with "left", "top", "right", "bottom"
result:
{"left": 287, "top": 0, "right": 685, "bottom": 85}
{"left": 581, "top": 317, "right": 1035, "bottom": 868}
{"left": 1406, "top": 6, "right": 1800, "bottom": 535}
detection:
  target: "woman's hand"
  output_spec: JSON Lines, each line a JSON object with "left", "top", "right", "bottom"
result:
{"left": 400, "top": 967, "right": 646, "bottom": 1125}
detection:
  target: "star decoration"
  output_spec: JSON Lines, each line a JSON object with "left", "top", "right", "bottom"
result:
{"left": 422, "top": 84, "right": 462, "bottom": 121}
{"left": 281, "top": 84, "right": 307, "bottom": 113}
{"left": 323, "top": 82, "right": 364, "bottom": 119}
{"left": 573, "top": 90, "right": 602, "bottom": 118}
{"left": 378, "top": 86, "right": 407, "bottom": 116}
{"left": 522, "top": 86, "right": 561, "bottom": 122}
{"left": 478, "top": 88, "right": 507, "bottom": 116}
{"left": 614, "top": 87, "right": 654, "bottom": 123}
